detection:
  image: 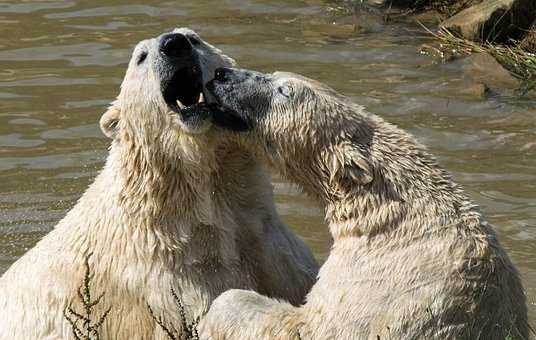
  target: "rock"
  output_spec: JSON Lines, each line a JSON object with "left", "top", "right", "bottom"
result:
{"left": 411, "top": 10, "right": 443, "bottom": 25}
{"left": 462, "top": 52, "right": 520, "bottom": 91}
{"left": 456, "top": 82, "right": 490, "bottom": 99}
{"left": 436, "top": 78, "right": 491, "bottom": 100}
{"left": 440, "top": 0, "right": 536, "bottom": 43}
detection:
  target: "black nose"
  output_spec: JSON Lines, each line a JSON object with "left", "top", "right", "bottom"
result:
{"left": 214, "top": 67, "right": 232, "bottom": 82}
{"left": 160, "top": 33, "right": 191, "bottom": 58}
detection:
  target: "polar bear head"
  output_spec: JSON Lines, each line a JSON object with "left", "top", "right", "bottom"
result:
{"left": 206, "top": 68, "right": 355, "bottom": 140}
{"left": 102, "top": 28, "right": 236, "bottom": 165}
{"left": 207, "top": 67, "right": 375, "bottom": 196}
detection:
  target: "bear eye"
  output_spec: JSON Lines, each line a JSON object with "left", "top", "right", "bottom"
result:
{"left": 137, "top": 51, "right": 148, "bottom": 65}
{"left": 277, "top": 85, "right": 291, "bottom": 99}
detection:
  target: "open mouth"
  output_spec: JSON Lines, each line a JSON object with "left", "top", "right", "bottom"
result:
{"left": 163, "top": 66, "right": 207, "bottom": 113}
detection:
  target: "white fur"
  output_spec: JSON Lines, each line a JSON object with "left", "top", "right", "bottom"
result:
{"left": 0, "top": 31, "right": 318, "bottom": 339}
{"left": 200, "top": 71, "right": 527, "bottom": 340}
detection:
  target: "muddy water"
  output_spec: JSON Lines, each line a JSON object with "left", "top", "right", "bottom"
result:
{"left": 0, "top": 0, "right": 535, "bottom": 323}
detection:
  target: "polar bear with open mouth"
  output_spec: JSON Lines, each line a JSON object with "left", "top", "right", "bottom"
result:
{"left": 0, "top": 30, "right": 318, "bottom": 339}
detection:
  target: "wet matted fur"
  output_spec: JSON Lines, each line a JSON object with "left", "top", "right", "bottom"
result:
{"left": 200, "top": 68, "right": 528, "bottom": 340}
{"left": 0, "top": 33, "right": 318, "bottom": 339}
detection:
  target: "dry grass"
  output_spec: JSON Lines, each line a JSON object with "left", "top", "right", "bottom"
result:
{"left": 419, "top": 0, "right": 482, "bottom": 17}
{"left": 427, "top": 27, "right": 536, "bottom": 94}
{"left": 64, "top": 254, "right": 199, "bottom": 340}
{"left": 64, "top": 254, "right": 111, "bottom": 340}
{"left": 147, "top": 288, "right": 200, "bottom": 340}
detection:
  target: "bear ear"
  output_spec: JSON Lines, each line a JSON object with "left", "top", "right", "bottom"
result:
{"left": 99, "top": 101, "right": 120, "bottom": 139}
{"left": 342, "top": 156, "right": 373, "bottom": 185}
{"left": 329, "top": 144, "right": 374, "bottom": 187}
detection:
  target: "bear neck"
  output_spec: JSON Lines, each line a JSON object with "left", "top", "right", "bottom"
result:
{"left": 278, "top": 112, "right": 480, "bottom": 241}
{"left": 104, "top": 137, "right": 218, "bottom": 232}
{"left": 63, "top": 137, "right": 270, "bottom": 272}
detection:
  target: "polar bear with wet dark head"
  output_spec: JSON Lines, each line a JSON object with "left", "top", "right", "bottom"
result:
{"left": 201, "top": 67, "right": 528, "bottom": 340}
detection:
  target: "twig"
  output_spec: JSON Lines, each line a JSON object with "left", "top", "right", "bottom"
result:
{"left": 64, "top": 253, "right": 112, "bottom": 340}
{"left": 148, "top": 289, "right": 200, "bottom": 340}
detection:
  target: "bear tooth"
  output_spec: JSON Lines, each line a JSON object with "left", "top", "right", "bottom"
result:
{"left": 198, "top": 93, "right": 204, "bottom": 103}
{"left": 176, "top": 99, "right": 185, "bottom": 109}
